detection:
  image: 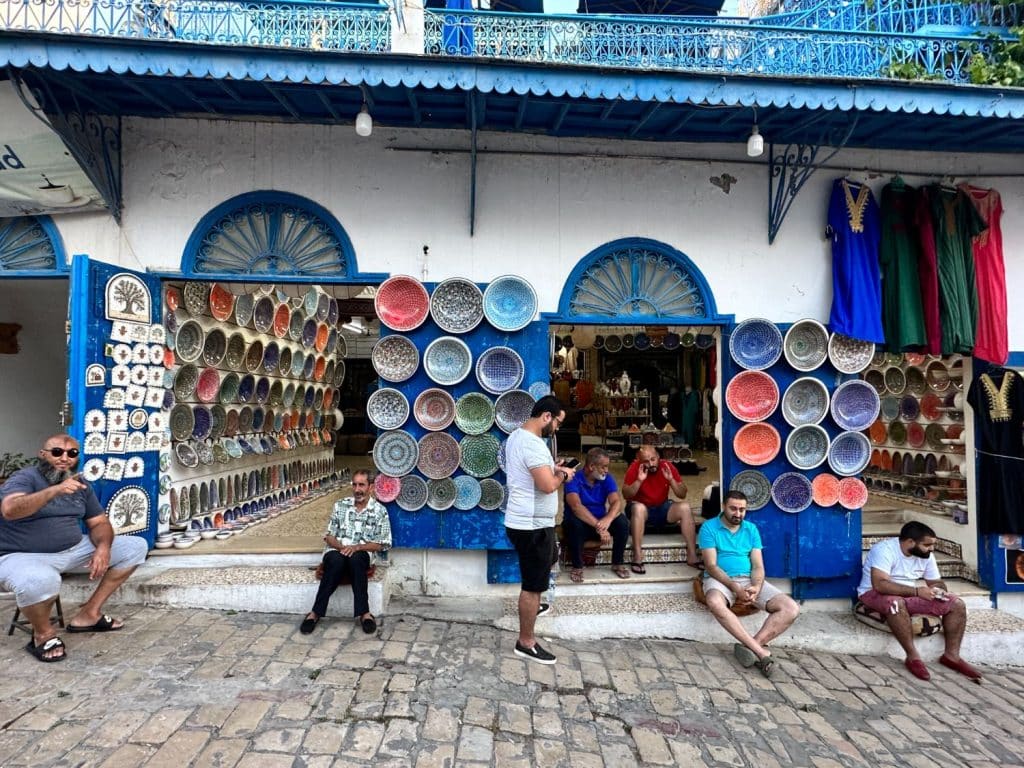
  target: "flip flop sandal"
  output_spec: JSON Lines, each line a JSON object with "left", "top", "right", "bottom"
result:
{"left": 569, "top": 568, "right": 584, "bottom": 583}
{"left": 26, "top": 637, "right": 67, "bottom": 663}
{"left": 630, "top": 562, "right": 647, "bottom": 575}
{"left": 755, "top": 656, "right": 775, "bottom": 678}
{"left": 67, "top": 615, "right": 123, "bottom": 633}
{"left": 612, "top": 565, "right": 630, "bottom": 579}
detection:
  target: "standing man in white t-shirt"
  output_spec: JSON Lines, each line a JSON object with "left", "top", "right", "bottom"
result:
{"left": 857, "top": 520, "right": 981, "bottom": 682}
{"left": 504, "top": 395, "right": 575, "bottom": 665}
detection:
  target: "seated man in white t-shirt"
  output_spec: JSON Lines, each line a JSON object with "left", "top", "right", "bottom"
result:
{"left": 857, "top": 520, "right": 981, "bottom": 682}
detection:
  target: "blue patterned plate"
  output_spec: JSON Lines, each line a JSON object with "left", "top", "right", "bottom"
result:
{"left": 430, "top": 278, "right": 484, "bottom": 334}
{"left": 423, "top": 336, "right": 473, "bottom": 386}
{"left": 831, "top": 380, "right": 881, "bottom": 431}
{"left": 785, "top": 424, "right": 830, "bottom": 471}
{"left": 483, "top": 275, "right": 537, "bottom": 332}
{"left": 828, "top": 431, "right": 871, "bottom": 476}
{"left": 476, "top": 347, "right": 525, "bottom": 395}
{"left": 367, "top": 388, "right": 410, "bottom": 430}
{"left": 372, "top": 335, "right": 419, "bottom": 383}
{"left": 729, "top": 470, "right": 771, "bottom": 511}
{"left": 781, "top": 377, "right": 829, "bottom": 427}
{"left": 396, "top": 474, "right": 428, "bottom": 511}
{"left": 453, "top": 476, "right": 482, "bottom": 510}
{"left": 494, "top": 390, "right": 535, "bottom": 434}
{"left": 771, "top": 472, "right": 813, "bottom": 513}
{"left": 729, "top": 318, "right": 783, "bottom": 371}
{"left": 373, "top": 430, "right": 419, "bottom": 477}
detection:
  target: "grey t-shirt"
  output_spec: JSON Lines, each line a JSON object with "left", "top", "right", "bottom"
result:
{"left": 503, "top": 428, "right": 556, "bottom": 531}
{"left": 0, "top": 466, "right": 103, "bottom": 555}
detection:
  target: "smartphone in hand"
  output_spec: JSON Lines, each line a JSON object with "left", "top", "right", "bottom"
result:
{"left": 561, "top": 457, "right": 581, "bottom": 470}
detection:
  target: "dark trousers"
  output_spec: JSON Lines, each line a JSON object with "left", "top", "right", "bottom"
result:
{"left": 311, "top": 549, "right": 371, "bottom": 618}
{"left": 563, "top": 512, "right": 629, "bottom": 568}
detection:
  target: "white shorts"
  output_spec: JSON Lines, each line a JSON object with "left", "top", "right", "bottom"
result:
{"left": 703, "top": 575, "right": 784, "bottom": 609}
{"left": 0, "top": 535, "right": 147, "bottom": 607}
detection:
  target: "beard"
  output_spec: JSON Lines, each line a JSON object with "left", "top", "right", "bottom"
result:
{"left": 37, "top": 458, "right": 76, "bottom": 485}
{"left": 541, "top": 422, "right": 555, "bottom": 438}
{"left": 908, "top": 544, "right": 931, "bottom": 558}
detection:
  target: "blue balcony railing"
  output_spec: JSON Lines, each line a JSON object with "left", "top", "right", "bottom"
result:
{"left": 754, "top": 0, "right": 1023, "bottom": 33}
{"left": 0, "top": 0, "right": 391, "bottom": 50}
{"left": 424, "top": 9, "right": 997, "bottom": 82}
{"left": 0, "top": 0, "right": 1007, "bottom": 84}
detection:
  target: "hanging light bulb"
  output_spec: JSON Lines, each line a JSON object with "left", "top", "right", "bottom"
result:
{"left": 355, "top": 102, "right": 373, "bottom": 137}
{"left": 747, "top": 124, "right": 764, "bottom": 158}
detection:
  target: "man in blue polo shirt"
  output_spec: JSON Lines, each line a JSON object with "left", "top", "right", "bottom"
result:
{"left": 698, "top": 489, "right": 800, "bottom": 678}
{"left": 563, "top": 448, "right": 630, "bottom": 582}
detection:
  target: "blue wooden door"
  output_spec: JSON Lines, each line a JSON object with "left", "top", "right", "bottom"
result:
{"left": 67, "top": 255, "right": 163, "bottom": 546}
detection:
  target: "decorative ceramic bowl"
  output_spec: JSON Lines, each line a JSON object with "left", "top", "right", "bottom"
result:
{"left": 423, "top": 337, "right": 473, "bottom": 386}
{"left": 662, "top": 332, "right": 679, "bottom": 350}
{"left": 225, "top": 333, "right": 246, "bottom": 370}
{"left": 396, "top": 475, "right": 428, "bottom": 511}
{"left": 209, "top": 283, "right": 235, "bottom": 322}
{"left": 374, "top": 474, "right": 401, "bottom": 503}
{"left": 175, "top": 441, "right": 199, "bottom": 468}
{"left": 262, "top": 342, "right": 280, "bottom": 375}
{"left": 483, "top": 275, "right": 537, "bottom": 332}
{"left": 376, "top": 275, "right": 431, "bottom": 332}
{"left": 253, "top": 296, "right": 275, "bottom": 334}
{"left": 771, "top": 472, "right": 813, "bottom": 513}
{"left": 868, "top": 419, "right": 887, "bottom": 445}
{"left": 811, "top": 473, "right": 840, "bottom": 507}
{"left": 244, "top": 339, "right": 264, "bottom": 374}
{"left": 452, "top": 475, "right": 482, "bottom": 510}
{"left": 191, "top": 406, "right": 212, "bottom": 440}
{"left": 604, "top": 334, "right": 622, "bottom": 353}
{"left": 725, "top": 371, "right": 779, "bottom": 423}
{"left": 864, "top": 369, "right": 885, "bottom": 395}
{"left": 785, "top": 424, "right": 830, "bottom": 470}
{"left": 183, "top": 282, "right": 209, "bottom": 317}
{"left": 883, "top": 365, "right": 906, "bottom": 395}
{"left": 828, "top": 333, "right": 875, "bottom": 374}
{"left": 234, "top": 293, "right": 254, "bottom": 328}
{"left": 781, "top": 377, "right": 829, "bottom": 427}
{"left": 302, "top": 319, "right": 317, "bottom": 350}
{"left": 431, "top": 278, "right": 485, "bottom": 334}
{"left": 372, "top": 335, "right": 419, "bottom": 383}
{"left": 427, "top": 478, "right": 458, "bottom": 511}
{"left": 888, "top": 420, "right": 907, "bottom": 445}
{"left": 838, "top": 477, "right": 868, "bottom": 510}
{"left": 170, "top": 403, "right": 195, "bottom": 441}
{"left": 907, "top": 422, "right": 926, "bottom": 449}
{"left": 880, "top": 395, "right": 900, "bottom": 421}
{"left": 373, "top": 430, "right": 419, "bottom": 477}
{"left": 476, "top": 347, "right": 525, "bottom": 395}
{"left": 175, "top": 320, "right": 205, "bottom": 364}
{"left": 202, "top": 328, "right": 227, "bottom": 367}
{"left": 494, "top": 390, "right": 536, "bottom": 434}
{"left": 477, "top": 478, "right": 505, "bottom": 511}
{"left": 173, "top": 363, "right": 199, "bottom": 401}
{"left": 414, "top": 388, "right": 457, "bottom": 431}
{"left": 899, "top": 394, "right": 920, "bottom": 421}
{"left": 830, "top": 380, "right": 881, "bottom": 431}
{"left": 288, "top": 310, "right": 305, "bottom": 342}
{"left": 828, "top": 431, "right": 871, "bottom": 476}
{"left": 920, "top": 392, "right": 942, "bottom": 421}
{"left": 783, "top": 319, "right": 829, "bottom": 371}
{"left": 729, "top": 470, "right": 771, "bottom": 511}
{"left": 196, "top": 368, "right": 221, "bottom": 404}
{"left": 454, "top": 392, "right": 495, "bottom": 435}
{"left": 367, "top": 388, "right": 410, "bottom": 431}
{"left": 926, "top": 360, "right": 951, "bottom": 392}
{"left": 733, "top": 423, "right": 781, "bottom": 466}
{"left": 460, "top": 433, "right": 500, "bottom": 478}
{"left": 729, "top": 318, "right": 783, "bottom": 371}
{"left": 416, "top": 433, "right": 461, "bottom": 480}
{"left": 905, "top": 366, "right": 927, "bottom": 395}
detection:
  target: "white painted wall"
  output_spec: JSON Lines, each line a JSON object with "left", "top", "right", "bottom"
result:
{"left": 54, "top": 118, "right": 1024, "bottom": 350}
{"left": 0, "top": 279, "right": 67, "bottom": 456}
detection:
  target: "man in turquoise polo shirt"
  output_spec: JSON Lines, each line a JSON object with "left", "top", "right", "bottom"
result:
{"left": 698, "top": 489, "right": 800, "bottom": 678}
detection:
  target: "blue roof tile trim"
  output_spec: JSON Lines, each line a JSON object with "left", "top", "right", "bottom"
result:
{"left": 2, "top": 37, "right": 1024, "bottom": 119}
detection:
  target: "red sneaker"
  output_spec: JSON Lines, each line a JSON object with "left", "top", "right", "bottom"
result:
{"left": 904, "top": 658, "right": 930, "bottom": 681}
{"left": 939, "top": 655, "right": 982, "bottom": 680}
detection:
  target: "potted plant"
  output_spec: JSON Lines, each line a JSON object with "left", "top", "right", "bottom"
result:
{"left": 0, "top": 452, "right": 32, "bottom": 484}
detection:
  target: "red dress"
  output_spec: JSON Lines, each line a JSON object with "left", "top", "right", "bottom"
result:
{"left": 914, "top": 188, "right": 942, "bottom": 355}
{"left": 961, "top": 184, "right": 1008, "bottom": 365}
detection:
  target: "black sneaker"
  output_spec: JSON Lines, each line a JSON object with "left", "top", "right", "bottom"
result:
{"left": 514, "top": 641, "right": 556, "bottom": 665}
{"left": 537, "top": 602, "right": 551, "bottom": 617}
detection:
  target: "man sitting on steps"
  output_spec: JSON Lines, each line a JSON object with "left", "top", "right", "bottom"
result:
{"left": 563, "top": 448, "right": 630, "bottom": 583}
{"left": 622, "top": 445, "right": 700, "bottom": 573}
{"left": 857, "top": 520, "right": 981, "bottom": 682}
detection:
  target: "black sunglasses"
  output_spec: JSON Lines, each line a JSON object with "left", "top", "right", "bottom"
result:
{"left": 44, "top": 448, "right": 79, "bottom": 458}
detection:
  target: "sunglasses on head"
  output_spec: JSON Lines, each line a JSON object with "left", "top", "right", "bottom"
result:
{"left": 44, "top": 448, "right": 79, "bottom": 458}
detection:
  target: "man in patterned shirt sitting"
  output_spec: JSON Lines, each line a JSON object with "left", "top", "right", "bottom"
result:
{"left": 299, "top": 469, "right": 392, "bottom": 635}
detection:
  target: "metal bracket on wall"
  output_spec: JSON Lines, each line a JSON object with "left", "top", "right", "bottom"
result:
{"left": 9, "top": 68, "right": 123, "bottom": 223}
{"left": 767, "top": 114, "right": 859, "bottom": 245}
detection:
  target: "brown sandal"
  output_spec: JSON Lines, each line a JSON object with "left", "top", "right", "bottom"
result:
{"left": 570, "top": 568, "right": 584, "bottom": 583}
{"left": 612, "top": 565, "right": 631, "bottom": 579}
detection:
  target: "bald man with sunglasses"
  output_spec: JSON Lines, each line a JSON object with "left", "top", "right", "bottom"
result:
{"left": 0, "top": 434, "right": 147, "bottom": 662}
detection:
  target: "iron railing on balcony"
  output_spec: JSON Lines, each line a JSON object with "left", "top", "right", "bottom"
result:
{"left": 424, "top": 9, "right": 997, "bottom": 82}
{"left": 754, "top": 0, "right": 1023, "bottom": 33}
{"left": 0, "top": 0, "right": 391, "bottom": 51}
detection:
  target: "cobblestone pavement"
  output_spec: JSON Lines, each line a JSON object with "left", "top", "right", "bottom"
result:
{"left": 2, "top": 603, "right": 1023, "bottom": 767}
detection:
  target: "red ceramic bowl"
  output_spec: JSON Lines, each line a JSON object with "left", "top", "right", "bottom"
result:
{"left": 273, "top": 303, "right": 291, "bottom": 338}
{"left": 375, "top": 275, "right": 430, "bottom": 332}
{"left": 725, "top": 371, "right": 780, "bottom": 423}
{"left": 209, "top": 283, "right": 235, "bottom": 322}
{"left": 196, "top": 368, "right": 221, "bottom": 403}
{"left": 812, "top": 473, "right": 840, "bottom": 507}
{"left": 838, "top": 477, "right": 868, "bottom": 510}
{"left": 733, "top": 423, "right": 781, "bottom": 466}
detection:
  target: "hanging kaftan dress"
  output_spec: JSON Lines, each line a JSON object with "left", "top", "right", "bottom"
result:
{"left": 961, "top": 185, "right": 1008, "bottom": 365}
{"left": 827, "top": 179, "right": 885, "bottom": 343}
{"left": 967, "top": 370, "right": 1024, "bottom": 534}
{"left": 878, "top": 183, "right": 927, "bottom": 351}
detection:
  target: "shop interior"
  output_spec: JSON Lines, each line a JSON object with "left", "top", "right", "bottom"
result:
{"left": 549, "top": 324, "right": 720, "bottom": 497}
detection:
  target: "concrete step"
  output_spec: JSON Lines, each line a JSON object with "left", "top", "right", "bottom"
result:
{"left": 59, "top": 555, "right": 389, "bottom": 618}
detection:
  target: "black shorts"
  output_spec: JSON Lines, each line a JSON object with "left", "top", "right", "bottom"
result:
{"left": 505, "top": 526, "right": 556, "bottom": 594}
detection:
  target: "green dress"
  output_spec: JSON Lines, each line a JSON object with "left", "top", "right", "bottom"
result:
{"left": 927, "top": 185, "right": 986, "bottom": 355}
{"left": 878, "top": 183, "right": 927, "bottom": 351}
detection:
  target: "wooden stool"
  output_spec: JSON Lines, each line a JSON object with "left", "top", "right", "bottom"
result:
{"left": 5, "top": 595, "right": 65, "bottom": 636}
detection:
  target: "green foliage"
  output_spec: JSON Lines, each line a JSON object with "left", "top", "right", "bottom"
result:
{"left": 967, "top": 29, "right": 1024, "bottom": 86}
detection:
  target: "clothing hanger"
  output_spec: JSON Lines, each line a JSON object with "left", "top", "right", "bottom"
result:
{"left": 890, "top": 174, "right": 905, "bottom": 189}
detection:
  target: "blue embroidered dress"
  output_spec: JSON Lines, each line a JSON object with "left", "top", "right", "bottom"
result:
{"left": 827, "top": 179, "right": 885, "bottom": 343}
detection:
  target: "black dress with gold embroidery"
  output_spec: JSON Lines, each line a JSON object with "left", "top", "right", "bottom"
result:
{"left": 967, "top": 370, "right": 1024, "bottom": 534}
